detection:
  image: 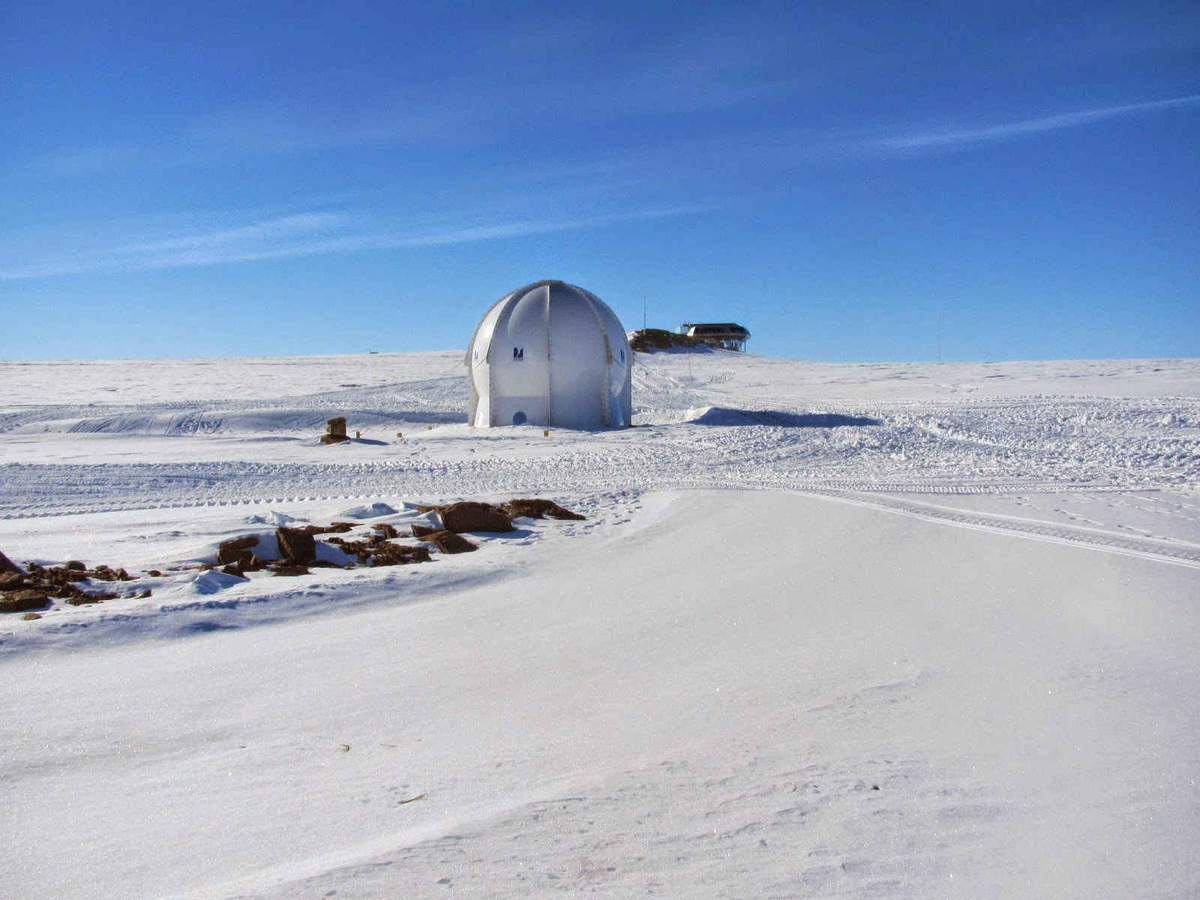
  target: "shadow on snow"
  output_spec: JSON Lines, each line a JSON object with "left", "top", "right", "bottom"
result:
{"left": 689, "top": 407, "right": 881, "bottom": 428}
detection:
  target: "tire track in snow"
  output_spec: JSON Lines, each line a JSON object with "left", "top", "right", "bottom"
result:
{"left": 4, "top": 459, "right": 1196, "bottom": 568}
{"left": 805, "top": 490, "right": 1200, "bottom": 570}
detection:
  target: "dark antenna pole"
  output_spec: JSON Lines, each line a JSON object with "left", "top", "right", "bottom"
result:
{"left": 643, "top": 295, "right": 647, "bottom": 331}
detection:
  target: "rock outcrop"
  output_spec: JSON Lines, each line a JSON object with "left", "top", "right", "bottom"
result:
{"left": 438, "top": 502, "right": 514, "bottom": 534}
{"left": 502, "top": 498, "right": 586, "bottom": 520}
{"left": 0, "top": 550, "right": 26, "bottom": 576}
{"left": 0, "top": 590, "right": 49, "bottom": 613}
{"left": 423, "top": 531, "right": 478, "bottom": 554}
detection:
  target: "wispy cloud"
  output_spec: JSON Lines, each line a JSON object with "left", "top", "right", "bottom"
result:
{"left": 28, "top": 16, "right": 807, "bottom": 180}
{"left": 34, "top": 97, "right": 478, "bottom": 178}
{"left": 0, "top": 205, "right": 715, "bottom": 281}
{"left": 875, "top": 95, "right": 1200, "bottom": 152}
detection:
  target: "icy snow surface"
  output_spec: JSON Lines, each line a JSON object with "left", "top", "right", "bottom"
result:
{"left": 2, "top": 350, "right": 1198, "bottom": 899}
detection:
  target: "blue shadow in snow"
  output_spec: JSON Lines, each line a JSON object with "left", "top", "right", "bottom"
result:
{"left": 690, "top": 408, "right": 881, "bottom": 428}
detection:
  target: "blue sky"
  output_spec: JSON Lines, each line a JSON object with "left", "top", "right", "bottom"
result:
{"left": 3, "top": 1, "right": 1197, "bottom": 362}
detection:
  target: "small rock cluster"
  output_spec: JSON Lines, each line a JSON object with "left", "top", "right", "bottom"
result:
{"left": 326, "top": 527, "right": 434, "bottom": 566}
{"left": 499, "top": 499, "right": 587, "bottom": 521}
{"left": 0, "top": 549, "right": 148, "bottom": 617}
{"left": 1, "top": 498, "right": 586, "bottom": 614}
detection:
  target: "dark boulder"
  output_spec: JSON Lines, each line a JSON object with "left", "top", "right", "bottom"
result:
{"left": 503, "top": 498, "right": 586, "bottom": 521}
{"left": 425, "top": 530, "right": 478, "bottom": 554}
{"left": 372, "top": 543, "right": 432, "bottom": 566}
{"left": 0, "top": 572, "right": 26, "bottom": 590}
{"left": 0, "top": 590, "right": 49, "bottom": 613}
{"left": 438, "top": 502, "right": 514, "bottom": 534}
{"left": 217, "top": 546, "right": 255, "bottom": 566}
{"left": 89, "top": 565, "right": 133, "bottom": 582}
{"left": 219, "top": 535, "right": 259, "bottom": 552}
{"left": 65, "top": 593, "right": 109, "bottom": 606}
{"left": 0, "top": 550, "right": 24, "bottom": 576}
{"left": 271, "top": 563, "right": 310, "bottom": 577}
{"left": 276, "top": 527, "right": 317, "bottom": 565}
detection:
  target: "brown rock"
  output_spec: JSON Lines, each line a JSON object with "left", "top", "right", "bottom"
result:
{"left": 502, "top": 498, "right": 586, "bottom": 520}
{"left": 220, "top": 564, "right": 248, "bottom": 578}
{"left": 0, "top": 550, "right": 24, "bottom": 576}
{"left": 218, "top": 546, "right": 255, "bottom": 566}
{"left": 438, "top": 501, "right": 514, "bottom": 534}
{"left": 65, "top": 593, "right": 108, "bottom": 606}
{"left": 320, "top": 433, "right": 350, "bottom": 444}
{"left": 371, "top": 543, "right": 432, "bottom": 566}
{"left": 1, "top": 590, "right": 49, "bottom": 613}
{"left": 426, "top": 530, "right": 478, "bottom": 554}
{"left": 272, "top": 564, "right": 310, "bottom": 577}
{"left": 51, "top": 566, "right": 89, "bottom": 583}
{"left": 315, "top": 522, "right": 355, "bottom": 534}
{"left": 326, "top": 416, "right": 347, "bottom": 438}
{"left": 411, "top": 524, "right": 441, "bottom": 538}
{"left": 219, "top": 535, "right": 260, "bottom": 552}
{"left": 373, "top": 523, "right": 400, "bottom": 539}
{"left": 21, "top": 612, "right": 42, "bottom": 621}
{"left": 0, "top": 572, "right": 26, "bottom": 590}
{"left": 276, "top": 527, "right": 317, "bottom": 565}
{"left": 328, "top": 537, "right": 374, "bottom": 563}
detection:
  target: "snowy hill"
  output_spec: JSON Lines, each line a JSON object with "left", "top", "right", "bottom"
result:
{"left": 2, "top": 350, "right": 1198, "bottom": 899}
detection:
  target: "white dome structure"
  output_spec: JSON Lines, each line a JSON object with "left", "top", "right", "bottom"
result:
{"left": 467, "top": 280, "right": 632, "bottom": 429}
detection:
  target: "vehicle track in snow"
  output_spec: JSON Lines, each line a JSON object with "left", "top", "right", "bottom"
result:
{"left": 804, "top": 490, "right": 1200, "bottom": 570}
{"left": 3, "top": 354, "right": 1197, "bottom": 567}
{"left": 5, "top": 460, "right": 1198, "bottom": 568}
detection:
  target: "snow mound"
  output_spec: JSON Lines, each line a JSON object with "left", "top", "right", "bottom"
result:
{"left": 338, "top": 502, "right": 398, "bottom": 519}
{"left": 245, "top": 511, "right": 299, "bottom": 526}
{"left": 314, "top": 542, "right": 355, "bottom": 567}
{"left": 187, "top": 570, "right": 245, "bottom": 595}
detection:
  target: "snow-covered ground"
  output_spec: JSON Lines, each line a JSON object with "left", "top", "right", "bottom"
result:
{"left": 2, "top": 349, "right": 1198, "bottom": 898}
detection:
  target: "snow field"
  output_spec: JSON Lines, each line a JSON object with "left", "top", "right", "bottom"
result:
{"left": 1, "top": 349, "right": 1198, "bottom": 898}
{"left": 5, "top": 491, "right": 1198, "bottom": 899}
